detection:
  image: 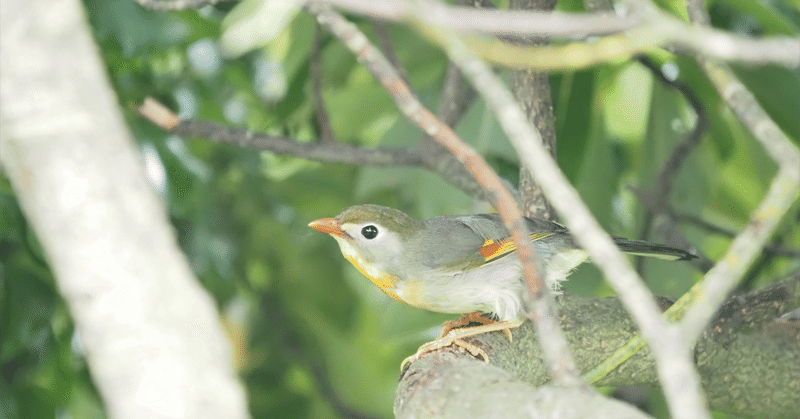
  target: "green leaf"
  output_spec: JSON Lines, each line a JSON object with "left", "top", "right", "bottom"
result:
{"left": 219, "top": 0, "right": 304, "bottom": 58}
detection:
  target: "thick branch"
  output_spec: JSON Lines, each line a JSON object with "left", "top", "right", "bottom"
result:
{"left": 0, "top": 1, "right": 248, "bottom": 418}
{"left": 399, "top": 272, "right": 800, "bottom": 418}
{"left": 508, "top": 0, "right": 557, "bottom": 220}
{"left": 396, "top": 352, "right": 649, "bottom": 419}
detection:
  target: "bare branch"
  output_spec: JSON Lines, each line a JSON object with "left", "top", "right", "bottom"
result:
{"left": 673, "top": 212, "right": 800, "bottom": 259}
{"left": 136, "top": 0, "right": 799, "bottom": 68}
{"left": 324, "top": 0, "right": 636, "bottom": 36}
{"left": 138, "top": 98, "right": 424, "bottom": 166}
{"left": 630, "top": 56, "right": 712, "bottom": 272}
{"left": 680, "top": 0, "right": 800, "bottom": 345}
{"left": 322, "top": 0, "right": 799, "bottom": 69}
{"left": 463, "top": 21, "right": 799, "bottom": 70}
{"left": 430, "top": 10, "right": 712, "bottom": 419}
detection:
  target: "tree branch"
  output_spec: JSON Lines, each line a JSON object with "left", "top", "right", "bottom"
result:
{"left": 138, "top": 98, "right": 424, "bottom": 166}
{"left": 319, "top": 0, "right": 800, "bottom": 69}
{"left": 399, "top": 272, "right": 800, "bottom": 418}
{"left": 0, "top": 1, "right": 248, "bottom": 417}
{"left": 679, "top": 0, "right": 800, "bottom": 346}
{"left": 322, "top": 0, "right": 636, "bottom": 36}
{"left": 428, "top": 12, "right": 710, "bottom": 419}
{"left": 508, "top": 0, "right": 557, "bottom": 220}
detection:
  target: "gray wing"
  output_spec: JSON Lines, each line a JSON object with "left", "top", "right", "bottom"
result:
{"left": 409, "top": 214, "right": 576, "bottom": 272}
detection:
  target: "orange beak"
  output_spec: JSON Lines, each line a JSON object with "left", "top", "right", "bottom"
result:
{"left": 308, "top": 218, "right": 345, "bottom": 237}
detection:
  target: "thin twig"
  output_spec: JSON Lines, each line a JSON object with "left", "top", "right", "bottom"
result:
{"left": 673, "top": 212, "right": 800, "bottom": 259}
{"left": 137, "top": 98, "right": 423, "bottom": 166}
{"left": 311, "top": 23, "right": 336, "bottom": 142}
{"left": 371, "top": 19, "right": 410, "bottom": 86}
{"left": 636, "top": 56, "right": 708, "bottom": 201}
{"left": 632, "top": 55, "right": 710, "bottom": 272}
{"left": 435, "top": 63, "right": 475, "bottom": 126}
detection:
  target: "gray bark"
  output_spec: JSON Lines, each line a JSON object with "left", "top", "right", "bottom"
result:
{"left": 0, "top": 0, "right": 249, "bottom": 417}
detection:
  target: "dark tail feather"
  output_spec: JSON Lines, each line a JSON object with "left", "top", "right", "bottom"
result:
{"left": 613, "top": 237, "right": 697, "bottom": 261}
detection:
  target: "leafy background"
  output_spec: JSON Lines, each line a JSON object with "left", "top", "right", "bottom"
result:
{"left": 1, "top": 0, "right": 799, "bottom": 418}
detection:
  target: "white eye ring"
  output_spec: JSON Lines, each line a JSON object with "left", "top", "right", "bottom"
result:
{"left": 361, "top": 225, "right": 379, "bottom": 239}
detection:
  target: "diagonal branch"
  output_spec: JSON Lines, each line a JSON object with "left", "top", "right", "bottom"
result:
{"left": 679, "top": 0, "right": 800, "bottom": 345}
{"left": 423, "top": 9, "right": 711, "bottom": 419}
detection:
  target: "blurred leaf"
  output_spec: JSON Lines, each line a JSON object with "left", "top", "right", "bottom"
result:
{"left": 602, "top": 62, "right": 654, "bottom": 141}
{"left": 219, "top": 0, "right": 303, "bottom": 58}
{"left": 732, "top": 65, "right": 800, "bottom": 141}
{"left": 553, "top": 69, "right": 594, "bottom": 181}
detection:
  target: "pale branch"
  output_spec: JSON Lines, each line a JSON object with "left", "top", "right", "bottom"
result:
{"left": 397, "top": 353, "right": 649, "bottom": 419}
{"left": 463, "top": 24, "right": 799, "bottom": 71}
{"left": 679, "top": 0, "right": 800, "bottom": 346}
{"left": 0, "top": 0, "right": 248, "bottom": 417}
{"left": 398, "top": 272, "right": 800, "bottom": 418}
{"left": 308, "top": 3, "right": 582, "bottom": 386}
{"left": 324, "top": 0, "right": 799, "bottom": 69}
{"left": 434, "top": 15, "right": 710, "bottom": 419}
{"left": 324, "top": 0, "right": 636, "bottom": 37}
{"left": 134, "top": 0, "right": 799, "bottom": 69}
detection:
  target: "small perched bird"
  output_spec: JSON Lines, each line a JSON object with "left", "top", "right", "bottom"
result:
{"left": 309, "top": 204, "right": 696, "bottom": 368}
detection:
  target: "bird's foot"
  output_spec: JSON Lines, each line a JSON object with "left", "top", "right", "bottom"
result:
{"left": 400, "top": 317, "right": 524, "bottom": 371}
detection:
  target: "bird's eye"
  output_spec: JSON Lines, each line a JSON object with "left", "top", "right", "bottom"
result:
{"left": 361, "top": 225, "right": 378, "bottom": 239}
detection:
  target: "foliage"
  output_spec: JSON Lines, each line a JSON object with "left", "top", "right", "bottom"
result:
{"left": 1, "top": 0, "right": 798, "bottom": 418}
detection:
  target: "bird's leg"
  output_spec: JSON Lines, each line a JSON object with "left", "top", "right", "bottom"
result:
{"left": 401, "top": 317, "right": 524, "bottom": 370}
{"left": 439, "top": 312, "right": 515, "bottom": 341}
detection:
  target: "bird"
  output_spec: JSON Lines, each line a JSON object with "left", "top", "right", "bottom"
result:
{"left": 308, "top": 204, "right": 696, "bottom": 368}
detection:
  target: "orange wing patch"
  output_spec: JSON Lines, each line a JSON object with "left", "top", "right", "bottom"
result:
{"left": 478, "top": 232, "right": 555, "bottom": 262}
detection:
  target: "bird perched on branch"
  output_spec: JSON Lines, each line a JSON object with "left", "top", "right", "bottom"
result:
{"left": 309, "top": 204, "right": 696, "bottom": 368}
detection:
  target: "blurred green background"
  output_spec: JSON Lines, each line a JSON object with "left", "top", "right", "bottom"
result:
{"left": 1, "top": 0, "right": 799, "bottom": 418}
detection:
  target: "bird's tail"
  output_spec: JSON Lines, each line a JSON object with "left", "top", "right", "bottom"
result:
{"left": 613, "top": 237, "right": 697, "bottom": 261}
